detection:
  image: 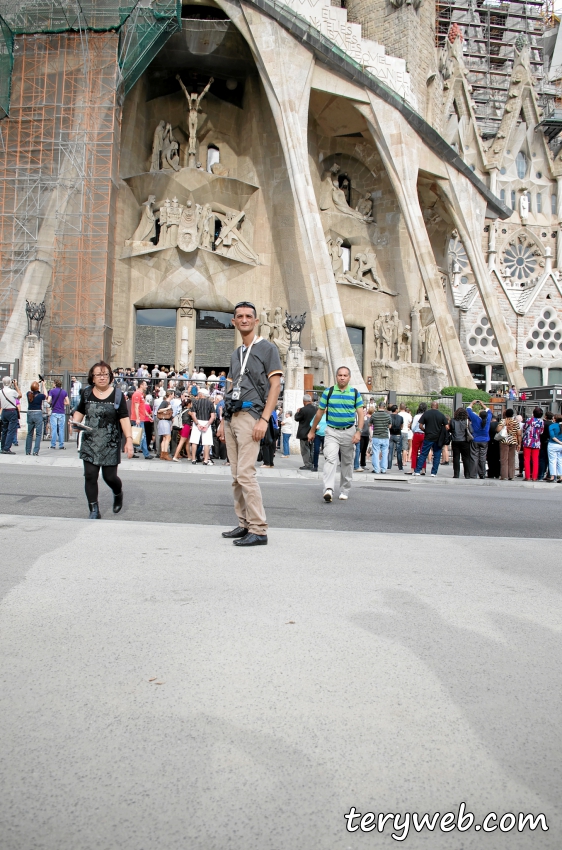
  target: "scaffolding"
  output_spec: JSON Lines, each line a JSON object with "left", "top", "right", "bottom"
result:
{"left": 436, "top": 0, "right": 556, "bottom": 136}
{"left": 0, "top": 1, "right": 180, "bottom": 370}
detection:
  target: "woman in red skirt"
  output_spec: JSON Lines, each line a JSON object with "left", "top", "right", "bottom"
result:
{"left": 411, "top": 402, "right": 427, "bottom": 474}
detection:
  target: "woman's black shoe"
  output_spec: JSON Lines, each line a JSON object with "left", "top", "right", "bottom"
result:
{"left": 222, "top": 526, "right": 248, "bottom": 539}
{"left": 233, "top": 533, "right": 268, "bottom": 547}
{"left": 113, "top": 492, "right": 123, "bottom": 514}
{"left": 88, "top": 502, "right": 101, "bottom": 519}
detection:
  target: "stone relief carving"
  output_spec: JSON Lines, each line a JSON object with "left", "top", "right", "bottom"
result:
{"left": 125, "top": 196, "right": 259, "bottom": 265}
{"left": 215, "top": 211, "right": 259, "bottom": 264}
{"left": 151, "top": 122, "right": 179, "bottom": 172}
{"left": 320, "top": 163, "right": 373, "bottom": 221}
{"left": 373, "top": 311, "right": 413, "bottom": 362}
{"left": 176, "top": 75, "right": 214, "bottom": 168}
{"left": 390, "top": 0, "right": 422, "bottom": 9}
{"left": 259, "top": 306, "right": 291, "bottom": 362}
{"left": 356, "top": 193, "right": 373, "bottom": 219}
{"left": 419, "top": 321, "right": 444, "bottom": 367}
{"left": 519, "top": 191, "right": 529, "bottom": 224}
{"left": 125, "top": 195, "right": 157, "bottom": 246}
{"left": 326, "top": 236, "right": 396, "bottom": 294}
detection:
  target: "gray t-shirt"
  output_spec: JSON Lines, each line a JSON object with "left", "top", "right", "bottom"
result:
{"left": 0, "top": 386, "right": 18, "bottom": 410}
{"left": 226, "top": 338, "right": 283, "bottom": 420}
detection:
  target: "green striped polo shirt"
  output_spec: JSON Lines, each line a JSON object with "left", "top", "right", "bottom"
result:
{"left": 318, "top": 385, "right": 363, "bottom": 428}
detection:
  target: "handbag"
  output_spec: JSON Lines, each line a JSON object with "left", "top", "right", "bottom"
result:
{"left": 157, "top": 405, "right": 173, "bottom": 420}
{"left": 466, "top": 422, "right": 473, "bottom": 443}
{"left": 131, "top": 425, "right": 143, "bottom": 446}
{"left": 495, "top": 424, "right": 508, "bottom": 442}
{"left": 172, "top": 410, "right": 183, "bottom": 429}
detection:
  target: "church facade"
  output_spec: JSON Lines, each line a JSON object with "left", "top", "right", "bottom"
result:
{"left": 1, "top": 0, "right": 562, "bottom": 392}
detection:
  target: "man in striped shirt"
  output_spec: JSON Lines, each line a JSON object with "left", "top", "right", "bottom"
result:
{"left": 308, "top": 366, "right": 364, "bottom": 502}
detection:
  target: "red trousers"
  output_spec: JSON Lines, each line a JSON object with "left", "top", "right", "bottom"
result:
{"left": 411, "top": 432, "right": 426, "bottom": 470}
{"left": 523, "top": 446, "right": 539, "bottom": 480}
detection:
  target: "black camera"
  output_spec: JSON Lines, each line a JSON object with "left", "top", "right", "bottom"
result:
{"left": 224, "top": 398, "right": 243, "bottom": 419}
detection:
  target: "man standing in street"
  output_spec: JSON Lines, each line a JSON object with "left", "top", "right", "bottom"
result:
{"left": 0, "top": 375, "right": 22, "bottom": 454}
{"left": 190, "top": 387, "right": 216, "bottom": 466}
{"left": 217, "top": 301, "right": 282, "bottom": 546}
{"left": 48, "top": 379, "right": 69, "bottom": 450}
{"left": 370, "top": 401, "right": 391, "bottom": 474}
{"left": 295, "top": 394, "right": 317, "bottom": 470}
{"left": 387, "top": 404, "right": 404, "bottom": 471}
{"left": 413, "top": 401, "right": 449, "bottom": 477}
{"left": 308, "top": 366, "right": 364, "bottom": 502}
{"left": 467, "top": 399, "right": 492, "bottom": 479}
{"left": 131, "top": 380, "right": 154, "bottom": 460}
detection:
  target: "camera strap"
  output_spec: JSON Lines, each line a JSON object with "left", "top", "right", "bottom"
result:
{"left": 236, "top": 335, "right": 258, "bottom": 388}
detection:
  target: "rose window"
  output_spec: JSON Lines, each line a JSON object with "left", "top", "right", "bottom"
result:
{"left": 503, "top": 242, "right": 537, "bottom": 282}
{"left": 467, "top": 314, "right": 498, "bottom": 352}
{"left": 525, "top": 308, "right": 562, "bottom": 354}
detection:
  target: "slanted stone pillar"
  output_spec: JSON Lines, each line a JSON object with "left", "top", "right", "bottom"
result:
{"left": 557, "top": 177, "right": 562, "bottom": 270}
{"left": 219, "top": 0, "right": 366, "bottom": 390}
{"left": 437, "top": 170, "right": 527, "bottom": 390}
{"left": 357, "top": 97, "right": 475, "bottom": 388}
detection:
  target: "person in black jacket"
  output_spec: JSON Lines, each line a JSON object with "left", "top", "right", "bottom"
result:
{"left": 450, "top": 407, "right": 472, "bottom": 479}
{"left": 294, "top": 394, "right": 318, "bottom": 470}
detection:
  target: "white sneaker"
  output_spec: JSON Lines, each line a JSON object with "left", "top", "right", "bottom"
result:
{"left": 431, "top": 473, "right": 436, "bottom": 477}
{"left": 413, "top": 472, "right": 420, "bottom": 476}
{"left": 338, "top": 493, "right": 348, "bottom": 500}
{"left": 323, "top": 489, "right": 333, "bottom": 502}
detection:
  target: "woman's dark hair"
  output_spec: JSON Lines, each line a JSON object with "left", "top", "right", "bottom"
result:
{"left": 416, "top": 402, "right": 428, "bottom": 414}
{"left": 454, "top": 407, "right": 468, "bottom": 420}
{"left": 545, "top": 410, "right": 554, "bottom": 420}
{"left": 87, "top": 360, "right": 114, "bottom": 386}
{"left": 505, "top": 408, "right": 514, "bottom": 418}
{"left": 533, "top": 407, "right": 543, "bottom": 418}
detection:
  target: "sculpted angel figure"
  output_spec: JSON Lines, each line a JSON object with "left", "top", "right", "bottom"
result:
{"left": 126, "top": 195, "right": 157, "bottom": 245}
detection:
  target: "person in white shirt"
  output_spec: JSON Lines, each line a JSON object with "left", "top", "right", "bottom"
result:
{"left": 191, "top": 368, "right": 199, "bottom": 381}
{"left": 196, "top": 369, "right": 207, "bottom": 387}
{"left": 281, "top": 411, "right": 293, "bottom": 457}
{"left": 399, "top": 403, "right": 413, "bottom": 465}
{"left": 206, "top": 370, "right": 218, "bottom": 389}
{"left": 410, "top": 402, "right": 427, "bottom": 474}
{"left": 151, "top": 365, "right": 160, "bottom": 379}
{"left": 1, "top": 376, "right": 22, "bottom": 454}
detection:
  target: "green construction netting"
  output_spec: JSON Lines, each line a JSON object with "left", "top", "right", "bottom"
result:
{"left": 0, "top": 15, "right": 13, "bottom": 118}
{"left": 0, "top": 0, "right": 180, "bottom": 113}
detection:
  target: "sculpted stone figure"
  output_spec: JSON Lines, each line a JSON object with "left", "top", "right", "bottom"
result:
{"left": 355, "top": 251, "right": 380, "bottom": 289}
{"left": 162, "top": 124, "right": 180, "bottom": 171}
{"left": 167, "top": 197, "right": 183, "bottom": 248}
{"left": 126, "top": 195, "right": 157, "bottom": 245}
{"left": 331, "top": 179, "right": 371, "bottom": 220}
{"left": 400, "top": 325, "right": 412, "bottom": 362}
{"left": 210, "top": 162, "right": 229, "bottom": 177}
{"left": 272, "top": 306, "right": 285, "bottom": 340}
{"left": 177, "top": 200, "right": 200, "bottom": 252}
{"left": 356, "top": 193, "right": 373, "bottom": 218}
{"left": 259, "top": 307, "right": 273, "bottom": 340}
{"left": 176, "top": 75, "right": 214, "bottom": 167}
{"left": 327, "top": 235, "right": 344, "bottom": 277}
{"left": 519, "top": 191, "right": 529, "bottom": 224}
{"left": 320, "top": 163, "right": 341, "bottom": 210}
{"left": 150, "top": 121, "right": 166, "bottom": 172}
{"left": 198, "top": 204, "right": 213, "bottom": 250}
{"left": 215, "top": 211, "right": 259, "bottom": 264}
{"left": 156, "top": 198, "right": 170, "bottom": 247}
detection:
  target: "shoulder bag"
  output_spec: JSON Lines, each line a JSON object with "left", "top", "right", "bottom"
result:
{"left": 157, "top": 404, "right": 173, "bottom": 420}
{"left": 465, "top": 421, "right": 473, "bottom": 442}
{"left": 495, "top": 421, "right": 508, "bottom": 442}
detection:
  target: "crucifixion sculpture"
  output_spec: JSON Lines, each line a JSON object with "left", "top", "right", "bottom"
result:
{"left": 176, "top": 75, "right": 214, "bottom": 168}
{"left": 25, "top": 300, "right": 46, "bottom": 338}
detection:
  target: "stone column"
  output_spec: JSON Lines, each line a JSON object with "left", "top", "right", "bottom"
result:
{"left": 218, "top": 0, "right": 366, "bottom": 390}
{"left": 557, "top": 176, "right": 562, "bottom": 270}
{"left": 358, "top": 98, "right": 475, "bottom": 387}
{"left": 175, "top": 308, "right": 195, "bottom": 375}
{"left": 410, "top": 306, "right": 420, "bottom": 364}
{"left": 19, "top": 334, "right": 44, "bottom": 439}
{"left": 437, "top": 169, "right": 527, "bottom": 389}
{"left": 485, "top": 363, "right": 492, "bottom": 393}
{"left": 283, "top": 345, "right": 305, "bottom": 453}
{"left": 542, "top": 366, "right": 549, "bottom": 387}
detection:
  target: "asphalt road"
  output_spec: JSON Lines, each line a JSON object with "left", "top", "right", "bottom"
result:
{"left": 1, "top": 465, "right": 561, "bottom": 538}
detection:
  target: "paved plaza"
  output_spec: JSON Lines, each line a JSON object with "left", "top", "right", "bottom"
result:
{"left": 1, "top": 470, "right": 561, "bottom": 849}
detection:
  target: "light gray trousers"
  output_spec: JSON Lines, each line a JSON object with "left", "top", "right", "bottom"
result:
{"left": 322, "top": 425, "right": 356, "bottom": 496}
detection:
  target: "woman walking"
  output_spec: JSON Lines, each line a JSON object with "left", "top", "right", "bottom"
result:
{"left": 521, "top": 407, "right": 544, "bottom": 481}
{"left": 172, "top": 399, "right": 193, "bottom": 462}
{"left": 410, "top": 402, "right": 427, "bottom": 474}
{"left": 547, "top": 414, "right": 562, "bottom": 483}
{"left": 497, "top": 408, "right": 521, "bottom": 481}
{"left": 449, "top": 407, "right": 472, "bottom": 479}
{"left": 157, "top": 389, "right": 174, "bottom": 460}
{"left": 72, "top": 361, "right": 134, "bottom": 518}
{"left": 26, "top": 379, "right": 47, "bottom": 455}
{"left": 487, "top": 414, "right": 501, "bottom": 478}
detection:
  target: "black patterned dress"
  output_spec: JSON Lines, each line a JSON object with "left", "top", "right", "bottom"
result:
{"left": 77, "top": 388, "right": 127, "bottom": 467}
